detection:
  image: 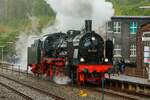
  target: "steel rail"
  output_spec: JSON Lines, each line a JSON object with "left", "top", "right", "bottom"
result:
{"left": 0, "top": 82, "right": 33, "bottom": 100}
{"left": 0, "top": 74, "right": 64, "bottom": 100}
{"left": 0, "top": 62, "right": 149, "bottom": 99}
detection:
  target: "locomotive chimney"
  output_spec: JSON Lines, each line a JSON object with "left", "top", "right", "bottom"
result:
{"left": 85, "top": 20, "right": 92, "bottom": 32}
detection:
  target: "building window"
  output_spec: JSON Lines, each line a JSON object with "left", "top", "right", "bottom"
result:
{"left": 130, "top": 44, "right": 136, "bottom": 57}
{"left": 114, "top": 45, "right": 122, "bottom": 57}
{"left": 130, "top": 21, "right": 137, "bottom": 34}
{"left": 144, "top": 46, "right": 150, "bottom": 63}
{"left": 107, "top": 22, "right": 112, "bottom": 32}
{"left": 113, "top": 21, "right": 121, "bottom": 34}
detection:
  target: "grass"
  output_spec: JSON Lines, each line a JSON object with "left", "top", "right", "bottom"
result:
{"left": 0, "top": 15, "right": 55, "bottom": 56}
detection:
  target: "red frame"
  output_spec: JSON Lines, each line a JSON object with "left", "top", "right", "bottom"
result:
{"left": 29, "top": 59, "right": 112, "bottom": 85}
{"left": 75, "top": 64, "right": 112, "bottom": 85}
{"left": 29, "top": 58, "right": 65, "bottom": 80}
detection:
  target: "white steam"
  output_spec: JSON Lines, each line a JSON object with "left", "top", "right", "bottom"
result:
{"left": 44, "top": 0, "right": 114, "bottom": 33}
{"left": 15, "top": 34, "right": 38, "bottom": 70}
{"left": 54, "top": 74, "right": 71, "bottom": 85}
{"left": 43, "top": 0, "right": 114, "bottom": 84}
{"left": 15, "top": 0, "right": 114, "bottom": 82}
{"left": 15, "top": 16, "right": 40, "bottom": 69}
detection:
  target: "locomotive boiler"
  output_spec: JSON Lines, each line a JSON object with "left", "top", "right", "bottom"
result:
{"left": 27, "top": 20, "right": 113, "bottom": 85}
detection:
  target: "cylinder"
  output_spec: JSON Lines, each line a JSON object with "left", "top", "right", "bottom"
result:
{"left": 85, "top": 20, "right": 92, "bottom": 32}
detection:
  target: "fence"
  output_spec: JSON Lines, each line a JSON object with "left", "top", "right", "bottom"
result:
{"left": 124, "top": 67, "right": 148, "bottom": 78}
{"left": 0, "top": 61, "right": 29, "bottom": 76}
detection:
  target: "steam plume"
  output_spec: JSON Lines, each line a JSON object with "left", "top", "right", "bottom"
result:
{"left": 43, "top": 0, "right": 114, "bottom": 84}
{"left": 15, "top": 16, "right": 40, "bottom": 69}
{"left": 44, "top": 0, "right": 114, "bottom": 33}
{"left": 15, "top": 0, "right": 114, "bottom": 78}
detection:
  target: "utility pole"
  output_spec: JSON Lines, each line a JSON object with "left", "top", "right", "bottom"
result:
{"left": 0, "top": 46, "right": 4, "bottom": 62}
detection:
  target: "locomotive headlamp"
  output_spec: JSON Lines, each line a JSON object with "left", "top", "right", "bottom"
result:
{"left": 80, "top": 58, "right": 85, "bottom": 62}
{"left": 104, "top": 58, "right": 108, "bottom": 62}
{"left": 91, "top": 37, "right": 95, "bottom": 41}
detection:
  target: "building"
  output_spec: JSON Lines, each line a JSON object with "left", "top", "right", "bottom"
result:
{"left": 107, "top": 16, "right": 150, "bottom": 63}
{"left": 137, "top": 22, "right": 150, "bottom": 79}
{"left": 107, "top": 16, "right": 150, "bottom": 78}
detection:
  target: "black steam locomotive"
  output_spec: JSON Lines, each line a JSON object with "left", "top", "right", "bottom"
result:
{"left": 28, "top": 20, "right": 113, "bottom": 85}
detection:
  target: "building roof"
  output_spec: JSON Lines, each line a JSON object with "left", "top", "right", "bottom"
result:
{"left": 112, "top": 16, "right": 150, "bottom": 19}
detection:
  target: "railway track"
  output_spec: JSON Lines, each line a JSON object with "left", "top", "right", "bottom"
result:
{"left": 0, "top": 82, "right": 33, "bottom": 100}
{"left": 0, "top": 63, "right": 149, "bottom": 100}
{"left": 70, "top": 84, "right": 138, "bottom": 100}
{"left": 0, "top": 66, "right": 139, "bottom": 99}
{"left": 0, "top": 74, "right": 64, "bottom": 100}
{"left": 90, "top": 88, "right": 138, "bottom": 100}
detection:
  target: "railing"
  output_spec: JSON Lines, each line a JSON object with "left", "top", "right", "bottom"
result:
{"left": 0, "top": 61, "right": 29, "bottom": 76}
{"left": 124, "top": 67, "right": 148, "bottom": 78}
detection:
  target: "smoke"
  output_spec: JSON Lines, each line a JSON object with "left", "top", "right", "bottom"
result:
{"left": 15, "top": 16, "right": 40, "bottom": 69}
{"left": 15, "top": 0, "right": 114, "bottom": 83}
{"left": 43, "top": 0, "right": 114, "bottom": 85}
{"left": 44, "top": 0, "right": 114, "bottom": 33}
{"left": 15, "top": 34, "right": 38, "bottom": 70}
{"left": 54, "top": 74, "right": 71, "bottom": 85}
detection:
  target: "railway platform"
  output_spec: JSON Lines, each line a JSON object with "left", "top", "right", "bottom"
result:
{"left": 106, "top": 74, "right": 150, "bottom": 85}
{"left": 105, "top": 74, "right": 150, "bottom": 98}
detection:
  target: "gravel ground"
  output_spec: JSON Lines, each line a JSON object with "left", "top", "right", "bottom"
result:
{"left": 0, "top": 84, "right": 26, "bottom": 100}
{"left": 0, "top": 67, "right": 148, "bottom": 100}
{"left": 0, "top": 75, "right": 54, "bottom": 100}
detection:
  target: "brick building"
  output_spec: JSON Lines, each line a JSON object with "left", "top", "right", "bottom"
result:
{"left": 107, "top": 16, "right": 150, "bottom": 63}
{"left": 136, "top": 22, "right": 150, "bottom": 78}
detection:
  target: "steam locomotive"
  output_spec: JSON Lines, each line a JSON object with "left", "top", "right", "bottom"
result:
{"left": 27, "top": 20, "right": 113, "bottom": 85}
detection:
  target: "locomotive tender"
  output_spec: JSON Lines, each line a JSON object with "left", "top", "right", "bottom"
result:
{"left": 28, "top": 20, "right": 113, "bottom": 85}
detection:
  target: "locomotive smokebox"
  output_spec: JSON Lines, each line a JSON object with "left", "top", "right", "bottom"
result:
{"left": 85, "top": 20, "right": 92, "bottom": 32}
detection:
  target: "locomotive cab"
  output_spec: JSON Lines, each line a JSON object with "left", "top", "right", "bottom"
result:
{"left": 42, "top": 33, "right": 67, "bottom": 58}
{"left": 78, "top": 31, "right": 104, "bottom": 64}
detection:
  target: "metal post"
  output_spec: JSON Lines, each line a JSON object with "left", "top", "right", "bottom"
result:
{"left": 71, "top": 69, "right": 74, "bottom": 87}
{"left": 148, "top": 64, "right": 150, "bottom": 81}
{"left": 1, "top": 63, "right": 3, "bottom": 73}
{"left": 19, "top": 65, "right": 20, "bottom": 76}
{"left": 27, "top": 65, "right": 29, "bottom": 77}
{"left": 1, "top": 47, "right": 3, "bottom": 62}
{"left": 101, "top": 74, "right": 104, "bottom": 100}
{"left": 0, "top": 46, "right": 4, "bottom": 73}
{"left": 12, "top": 64, "right": 13, "bottom": 74}
{"left": 0, "top": 46, "right": 4, "bottom": 62}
